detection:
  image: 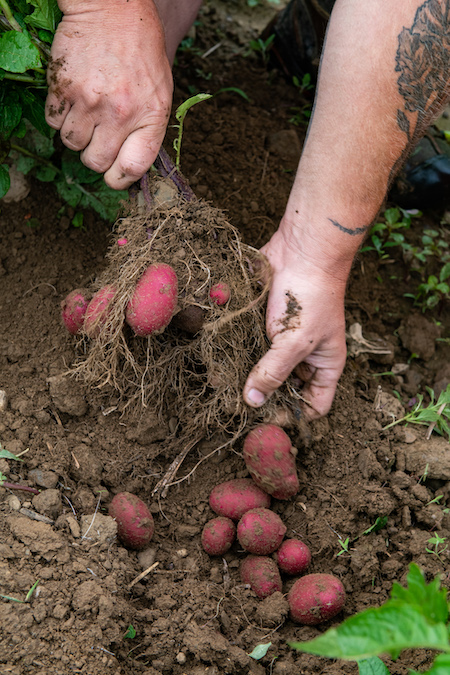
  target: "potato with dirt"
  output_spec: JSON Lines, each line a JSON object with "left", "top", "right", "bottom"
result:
{"left": 276, "top": 538, "right": 311, "bottom": 575}
{"left": 288, "top": 573, "right": 346, "bottom": 625}
{"left": 243, "top": 424, "right": 299, "bottom": 500}
{"left": 84, "top": 285, "right": 118, "bottom": 338}
{"left": 108, "top": 491, "right": 154, "bottom": 550}
{"left": 240, "top": 555, "right": 282, "bottom": 599}
{"left": 201, "top": 516, "right": 236, "bottom": 556}
{"left": 209, "top": 478, "right": 271, "bottom": 522}
{"left": 61, "top": 289, "right": 92, "bottom": 335}
{"left": 237, "top": 507, "right": 286, "bottom": 555}
{"left": 125, "top": 262, "right": 178, "bottom": 336}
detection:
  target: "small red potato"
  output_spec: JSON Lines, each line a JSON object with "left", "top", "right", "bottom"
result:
{"left": 241, "top": 555, "right": 282, "bottom": 599}
{"left": 243, "top": 424, "right": 299, "bottom": 500}
{"left": 61, "top": 288, "right": 91, "bottom": 335}
{"left": 108, "top": 491, "right": 154, "bottom": 550}
{"left": 201, "top": 516, "right": 236, "bottom": 556}
{"left": 126, "top": 263, "right": 178, "bottom": 337}
{"left": 275, "top": 538, "right": 311, "bottom": 575}
{"left": 84, "top": 285, "right": 117, "bottom": 338}
{"left": 209, "top": 282, "right": 230, "bottom": 306}
{"left": 237, "top": 507, "right": 286, "bottom": 555}
{"left": 209, "top": 478, "right": 271, "bottom": 521}
{"left": 288, "top": 573, "right": 346, "bottom": 625}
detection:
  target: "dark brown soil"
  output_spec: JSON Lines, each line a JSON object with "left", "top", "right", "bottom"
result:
{"left": 1, "top": 3, "right": 450, "bottom": 674}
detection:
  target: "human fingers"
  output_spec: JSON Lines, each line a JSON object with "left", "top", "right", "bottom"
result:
{"left": 45, "top": 89, "right": 71, "bottom": 130}
{"left": 103, "top": 125, "right": 167, "bottom": 190}
{"left": 243, "top": 332, "right": 308, "bottom": 408}
{"left": 59, "top": 106, "right": 96, "bottom": 151}
{"left": 295, "top": 355, "right": 346, "bottom": 421}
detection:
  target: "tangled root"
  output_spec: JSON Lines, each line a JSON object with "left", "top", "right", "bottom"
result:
{"left": 72, "top": 178, "right": 300, "bottom": 446}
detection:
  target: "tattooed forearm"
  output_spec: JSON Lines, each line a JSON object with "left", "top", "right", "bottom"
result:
{"left": 390, "top": 0, "right": 450, "bottom": 183}
{"left": 329, "top": 0, "right": 450, "bottom": 238}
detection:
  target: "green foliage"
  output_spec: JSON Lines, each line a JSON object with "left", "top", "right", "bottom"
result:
{"left": 360, "top": 207, "right": 420, "bottom": 259}
{"left": 383, "top": 384, "right": 450, "bottom": 440}
{"left": 289, "top": 73, "right": 314, "bottom": 127}
{"left": 247, "top": 0, "right": 280, "bottom": 7}
{"left": 123, "top": 624, "right": 136, "bottom": 639}
{"left": 248, "top": 642, "right": 272, "bottom": 660}
{"left": 426, "top": 533, "right": 448, "bottom": 562}
{"left": 0, "top": 0, "right": 127, "bottom": 220}
{"left": 246, "top": 34, "right": 275, "bottom": 64}
{"left": 173, "top": 93, "right": 212, "bottom": 169}
{"left": 289, "top": 564, "right": 450, "bottom": 673}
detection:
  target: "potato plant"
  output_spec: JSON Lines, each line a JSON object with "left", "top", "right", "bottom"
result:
{"left": 0, "top": 0, "right": 127, "bottom": 219}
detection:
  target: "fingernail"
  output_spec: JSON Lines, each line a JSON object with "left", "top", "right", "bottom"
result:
{"left": 247, "top": 388, "right": 266, "bottom": 406}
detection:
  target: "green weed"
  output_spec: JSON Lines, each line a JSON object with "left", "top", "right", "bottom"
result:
{"left": 383, "top": 384, "right": 450, "bottom": 440}
{"left": 426, "top": 533, "right": 448, "bottom": 563}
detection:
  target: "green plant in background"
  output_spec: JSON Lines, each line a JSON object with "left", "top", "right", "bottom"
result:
{"left": 172, "top": 93, "right": 212, "bottom": 170}
{"left": 290, "top": 564, "right": 450, "bottom": 675}
{"left": 0, "top": 0, "right": 127, "bottom": 219}
{"left": 405, "top": 262, "right": 450, "bottom": 311}
{"left": 360, "top": 207, "right": 419, "bottom": 258}
{"left": 289, "top": 73, "right": 314, "bottom": 127}
{"left": 247, "top": 0, "right": 281, "bottom": 7}
{"left": 383, "top": 384, "right": 450, "bottom": 440}
{"left": 426, "top": 533, "right": 448, "bottom": 563}
{"left": 246, "top": 33, "right": 275, "bottom": 64}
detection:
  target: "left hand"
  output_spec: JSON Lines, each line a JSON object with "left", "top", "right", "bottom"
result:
{"left": 243, "top": 228, "right": 348, "bottom": 420}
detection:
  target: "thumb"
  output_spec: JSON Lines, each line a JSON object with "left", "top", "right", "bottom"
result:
{"left": 104, "top": 125, "right": 165, "bottom": 189}
{"left": 243, "top": 333, "right": 303, "bottom": 408}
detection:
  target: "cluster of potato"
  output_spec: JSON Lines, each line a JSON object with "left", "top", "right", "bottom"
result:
{"left": 201, "top": 424, "right": 346, "bottom": 626}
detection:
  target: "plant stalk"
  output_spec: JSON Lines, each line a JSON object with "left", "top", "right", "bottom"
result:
{"left": 10, "top": 143, "right": 60, "bottom": 173}
{"left": 1, "top": 481, "right": 40, "bottom": 494}
{"left": 0, "top": 0, "right": 22, "bottom": 32}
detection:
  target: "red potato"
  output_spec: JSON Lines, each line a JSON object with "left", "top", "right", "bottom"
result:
{"left": 109, "top": 491, "right": 154, "bottom": 550}
{"left": 241, "top": 555, "right": 282, "bottom": 599}
{"left": 201, "top": 516, "right": 236, "bottom": 556}
{"left": 126, "top": 263, "right": 178, "bottom": 337}
{"left": 61, "top": 288, "right": 91, "bottom": 335}
{"left": 209, "top": 282, "right": 231, "bottom": 306}
{"left": 84, "top": 285, "right": 117, "bottom": 338}
{"left": 237, "top": 507, "right": 286, "bottom": 555}
{"left": 276, "top": 539, "right": 311, "bottom": 575}
{"left": 243, "top": 424, "right": 299, "bottom": 500}
{"left": 288, "top": 573, "right": 346, "bottom": 625}
{"left": 209, "top": 478, "right": 271, "bottom": 521}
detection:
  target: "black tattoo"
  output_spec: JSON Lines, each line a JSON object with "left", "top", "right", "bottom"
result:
{"left": 390, "top": 0, "right": 450, "bottom": 182}
{"left": 329, "top": 0, "right": 450, "bottom": 237}
{"left": 328, "top": 219, "right": 369, "bottom": 236}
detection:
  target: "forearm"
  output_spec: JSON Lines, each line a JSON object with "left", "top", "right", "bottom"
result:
{"left": 284, "top": 0, "right": 450, "bottom": 275}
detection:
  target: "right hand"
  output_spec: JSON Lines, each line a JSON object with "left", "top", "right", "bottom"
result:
{"left": 45, "top": 0, "right": 173, "bottom": 189}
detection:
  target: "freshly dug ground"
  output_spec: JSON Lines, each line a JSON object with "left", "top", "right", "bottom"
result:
{"left": 2, "top": 2, "right": 450, "bottom": 674}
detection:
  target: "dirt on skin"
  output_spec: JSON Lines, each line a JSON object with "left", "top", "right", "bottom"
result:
{"left": 2, "top": 2, "right": 450, "bottom": 674}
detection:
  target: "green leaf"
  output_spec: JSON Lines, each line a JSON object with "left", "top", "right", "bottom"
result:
{"left": 123, "top": 624, "right": 136, "bottom": 639}
{"left": 175, "top": 93, "right": 212, "bottom": 122}
{"left": 0, "top": 31, "right": 42, "bottom": 73}
{"left": 61, "top": 150, "right": 103, "bottom": 184}
{"left": 0, "top": 88, "right": 22, "bottom": 140}
{"left": 56, "top": 175, "right": 126, "bottom": 221}
{"left": 0, "top": 447, "right": 23, "bottom": 461}
{"left": 358, "top": 656, "right": 390, "bottom": 675}
{"left": 391, "top": 564, "right": 448, "bottom": 625}
{"left": 35, "top": 163, "right": 57, "bottom": 181}
{"left": 384, "top": 207, "right": 400, "bottom": 226}
{"left": 19, "top": 88, "right": 49, "bottom": 136}
{"left": 0, "top": 164, "right": 11, "bottom": 198}
{"left": 439, "top": 262, "right": 450, "bottom": 282}
{"left": 14, "top": 153, "right": 38, "bottom": 174}
{"left": 215, "top": 86, "right": 249, "bottom": 102}
{"left": 248, "top": 642, "right": 272, "bottom": 660}
{"left": 24, "top": 0, "right": 62, "bottom": 31}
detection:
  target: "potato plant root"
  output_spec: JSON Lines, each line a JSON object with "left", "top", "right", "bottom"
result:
{"left": 70, "top": 177, "right": 300, "bottom": 451}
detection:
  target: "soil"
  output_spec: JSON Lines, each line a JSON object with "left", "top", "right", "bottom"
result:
{"left": 2, "top": 2, "right": 450, "bottom": 674}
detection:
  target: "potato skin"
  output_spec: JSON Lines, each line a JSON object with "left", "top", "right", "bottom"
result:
{"left": 237, "top": 507, "right": 286, "bottom": 555}
{"left": 171, "top": 305, "right": 205, "bottom": 334}
{"left": 108, "top": 491, "right": 154, "bottom": 550}
{"left": 61, "top": 289, "right": 91, "bottom": 335}
{"left": 241, "top": 555, "right": 282, "bottom": 599}
{"left": 201, "top": 516, "right": 236, "bottom": 556}
{"left": 126, "top": 263, "right": 178, "bottom": 337}
{"left": 275, "top": 539, "right": 311, "bottom": 575}
{"left": 243, "top": 424, "right": 299, "bottom": 500}
{"left": 209, "top": 282, "right": 230, "bottom": 306}
{"left": 288, "top": 573, "right": 346, "bottom": 625}
{"left": 209, "top": 478, "right": 271, "bottom": 522}
{"left": 84, "top": 285, "right": 117, "bottom": 338}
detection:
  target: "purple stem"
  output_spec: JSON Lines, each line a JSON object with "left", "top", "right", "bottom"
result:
{"left": 2, "top": 482, "right": 40, "bottom": 495}
{"left": 139, "top": 172, "right": 153, "bottom": 209}
{"left": 154, "top": 146, "right": 196, "bottom": 202}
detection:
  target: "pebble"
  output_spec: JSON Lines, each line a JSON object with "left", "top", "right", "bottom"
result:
{"left": 6, "top": 494, "right": 21, "bottom": 511}
{"left": 29, "top": 469, "right": 59, "bottom": 489}
{"left": 176, "top": 652, "right": 186, "bottom": 665}
{"left": 0, "top": 390, "right": 8, "bottom": 412}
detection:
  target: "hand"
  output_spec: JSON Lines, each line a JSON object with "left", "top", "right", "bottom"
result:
{"left": 45, "top": 1, "right": 173, "bottom": 189}
{"left": 243, "top": 228, "right": 348, "bottom": 420}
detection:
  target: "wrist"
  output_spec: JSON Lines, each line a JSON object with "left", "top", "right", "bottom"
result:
{"left": 58, "top": 0, "right": 153, "bottom": 15}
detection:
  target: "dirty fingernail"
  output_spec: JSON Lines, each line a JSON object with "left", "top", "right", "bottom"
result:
{"left": 247, "top": 388, "right": 266, "bottom": 406}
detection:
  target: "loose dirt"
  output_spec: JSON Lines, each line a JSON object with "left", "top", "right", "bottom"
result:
{"left": 1, "top": 2, "right": 450, "bottom": 674}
